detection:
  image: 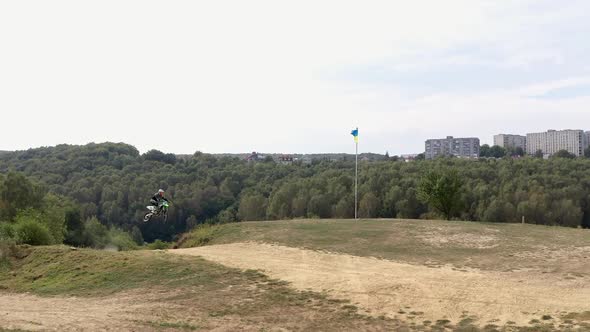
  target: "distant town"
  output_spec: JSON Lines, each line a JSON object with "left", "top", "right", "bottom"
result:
{"left": 234, "top": 129, "right": 590, "bottom": 164}
{"left": 425, "top": 129, "right": 590, "bottom": 160}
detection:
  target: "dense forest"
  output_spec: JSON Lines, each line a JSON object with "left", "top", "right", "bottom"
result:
{"left": 1, "top": 142, "right": 589, "bottom": 244}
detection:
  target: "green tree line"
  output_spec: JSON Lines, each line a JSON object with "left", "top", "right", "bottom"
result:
{"left": 1, "top": 143, "right": 589, "bottom": 243}
{"left": 0, "top": 172, "right": 140, "bottom": 249}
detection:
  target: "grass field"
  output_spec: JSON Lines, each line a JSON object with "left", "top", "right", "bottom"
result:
{"left": 1, "top": 218, "right": 589, "bottom": 331}
{"left": 175, "top": 219, "right": 590, "bottom": 331}
{"left": 0, "top": 245, "right": 405, "bottom": 331}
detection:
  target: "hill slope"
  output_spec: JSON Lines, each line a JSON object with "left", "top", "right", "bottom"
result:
{"left": 175, "top": 219, "right": 590, "bottom": 330}
{"left": 0, "top": 245, "right": 401, "bottom": 331}
{"left": 179, "top": 218, "right": 590, "bottom": 273}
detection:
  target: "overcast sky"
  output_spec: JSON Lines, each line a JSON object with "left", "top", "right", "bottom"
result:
{"left": 1, "top": 1, "right": 590, "bottom": 155}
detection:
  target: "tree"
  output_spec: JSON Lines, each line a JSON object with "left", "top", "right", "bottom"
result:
{"left": 359, "top": 193, "right": 380, "bottom": 218}
{"left": 415, "top": 153, "right": 425, "bottom": 160}
{"left": 218, "top": 208, "right": 237, "bottom": 223}
{"left": 489, "top": 145, "right": 507, "bottom": 159}
{"left": 553, "top": 150, "right": 576, "bottom": 159}
{"left": 291, "top": 194, "right": 308, "bottom": 217}
{"left": 307, "top": 194, "right": 331, "bottom": 218}
{"left": 585, "top": 146, "right": 590, "bottom": 158}
{"left": 0, "top": 172, "right": 44, "bottom": 220}
{"left": 4, "top": 141, "right": 590, "bottom": 236}
{"left": 417, "top": 168, "right": 464, "bottom": 220}
{"left": 482, "top": 199, "right": 516, "bottom": 222}
{"left": 238, "top": 194, "right": 267, "bottom": 221}
{"left": 332, "top": 197, "right": 353, "bottom": 218}
{"left": 131, "top": 226, "right": 144, "bottom": 245}
{"left": 185, "top": 215, "right": 198, "bottom": 229}
{"left": 82, "top": 216, "right": 109, "bottom": 248}
{"left": 479, "top": 144, "right": 491, "bottom": 158}
{"left": 513, "top": 147, "right": 525, "bottom": 157}
{"left": 40, "top": 194, "right": 67, "bottom": 244}
{"left": 64, "top": 207, "right": 84, "bottom": 246}
{"left": 550, "top": 199, "right": 582, "bottom": 227}
{"left": 143, "top": 149, "right": 176, "bottom": 164}
{"left": 395, "top": 188, "right": 424, "bottom": 219}
{"left": 14, "top": 214, "right": 53, "bottom": 245}
{"left": 534, "top": 149, "right": 544, "bottom": 158}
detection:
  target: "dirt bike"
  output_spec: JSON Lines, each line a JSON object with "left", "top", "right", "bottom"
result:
{"left": 143, "top": 200, "right": 169, "bottom": 222}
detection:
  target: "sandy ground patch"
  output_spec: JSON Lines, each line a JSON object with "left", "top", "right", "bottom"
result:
{"left": 170, "top": 243, "right": 590, "bottom": 326}
{"left": 0, "top": 290, "right": 174, "bottom": 331}
{"left": 418, "top": 232, "right": 499, "bottom": 249}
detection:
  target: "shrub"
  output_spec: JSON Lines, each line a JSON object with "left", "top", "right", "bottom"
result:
{"left": 178, "top": 224, "right": 223, "bottom": 248}
{"left": 130, "top": 226, "right": 144, "bottom": 246}
{"left": 146, "top": 239, "right": 171, "bottom": 250}
{"left": 0, "top": 222, "right": 15, "bottom": 240}
{"left": 14, "top": 218, "right": 53, "bottom": 245}
{"left": 0, "top": 239, "right": 17, "bottom": 269}
{"left": 82, "top": 216, "right": 109, "bottom": 248}
{"left": 64, "top": 207, "right": 84, "bottom": 246}
{"left": 107, "top": 228, "right": 137, "bottom": 251}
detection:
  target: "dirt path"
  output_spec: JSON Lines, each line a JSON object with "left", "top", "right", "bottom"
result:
{"left": 170, "top": 243, "right": 590, "bottom": 326}
{"left": 0, "top": 291, "right": 166, "bottom": 331}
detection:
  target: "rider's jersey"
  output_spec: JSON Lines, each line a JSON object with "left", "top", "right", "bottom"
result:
{"left": 151, "top": 193, "right": 168, "bottom": 205}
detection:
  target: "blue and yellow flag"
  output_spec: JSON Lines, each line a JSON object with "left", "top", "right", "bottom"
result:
{"left": 351, "top": 128, "right": 358, "bottom": 143}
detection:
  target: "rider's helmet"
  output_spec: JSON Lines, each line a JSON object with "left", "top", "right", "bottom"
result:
{"left": 158, "top": 189, "right": 165, "bottom": 196}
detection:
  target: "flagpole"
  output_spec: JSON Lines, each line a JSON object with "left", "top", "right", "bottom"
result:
{"left": 355, "top": 131, "right": 358, "bottom": 220}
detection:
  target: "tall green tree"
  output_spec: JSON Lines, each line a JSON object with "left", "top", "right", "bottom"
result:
{"left": 0, "top": 172, "right": 44, "bottom": 220}
{"left": 417, "top": 168, "right": 464, "bottom": 220}
{"left": 489, "top": 145, "right": 507, "bottom": 158}
{"left": 479, "top": 144, "right": 491, "bottom": 157}
{"left": 238, "top": 194, "right": 267, "bottom": 221}
{"left": 553, "top": 150, "right": 576, "bottom": 159}
{"left": 359, "top": 192, "right": 380, "bottom": 218}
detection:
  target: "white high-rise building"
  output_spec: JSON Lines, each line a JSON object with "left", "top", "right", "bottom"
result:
{"left": 526, "top": 129, "right": 587, "bottom": 157}
{"left": 493, "top": 134, "right": 526, "bottom": 151}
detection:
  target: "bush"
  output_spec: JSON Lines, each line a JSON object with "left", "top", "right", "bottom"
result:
{"left": 107, "top": 228, "right": 137, "bottom": 251}
{"left": 82, "top": 216, "right": 109, "bottom": 248}
{"left": 130, "top": 226, "right": 144, "bottom": 246}
{"left": 178, "top": 224, "right": 223, "bottom": 248}
{"left": 14, "top": 218, "right": 53, "bottom": 245}
{"left": 146, "top": 239, "right": 171, "bottom": 250}
{"left": 0, "top": 222, "right": 15, "bottom": 240}
{"left": 64, "top": 207, "right": 84, "bottom": 246}
{"left": 0, "top": 239, "right": 17, "bottom": 269}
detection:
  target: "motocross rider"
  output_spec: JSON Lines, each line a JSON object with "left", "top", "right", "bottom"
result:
{"left": 150, "top": 189, "right": 168, "bottom": 211}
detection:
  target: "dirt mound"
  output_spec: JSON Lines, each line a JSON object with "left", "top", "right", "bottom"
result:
{"left": 170, "top": 243, "right": 590, "bottom": 327}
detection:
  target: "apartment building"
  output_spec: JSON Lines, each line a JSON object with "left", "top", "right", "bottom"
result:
{"left": 425, "top": 136, "right": 480, "bottom": 159}
{"left": 493, "top": 134, "right": 526, "bottom": 151}
{"left": 526, "top": 129, "right": 587, "bottom": 156}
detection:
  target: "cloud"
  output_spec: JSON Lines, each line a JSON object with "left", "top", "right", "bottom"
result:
{"left": 518, "top": 77, "right": 590, "bottom": 97}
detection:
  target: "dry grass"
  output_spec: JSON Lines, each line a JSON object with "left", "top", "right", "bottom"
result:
{"left": 179, "top": 219, "right": 590, "bottom": 275}
{"left": 0, "top": 245, "right": 405, "bottom": 331}
{"left": 175, "top": 219, "right": 590, "bottom": 331}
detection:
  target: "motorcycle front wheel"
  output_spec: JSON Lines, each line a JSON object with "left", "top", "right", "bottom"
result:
{"left": 143, "top": 213, "right": 152, "bottom": 222}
